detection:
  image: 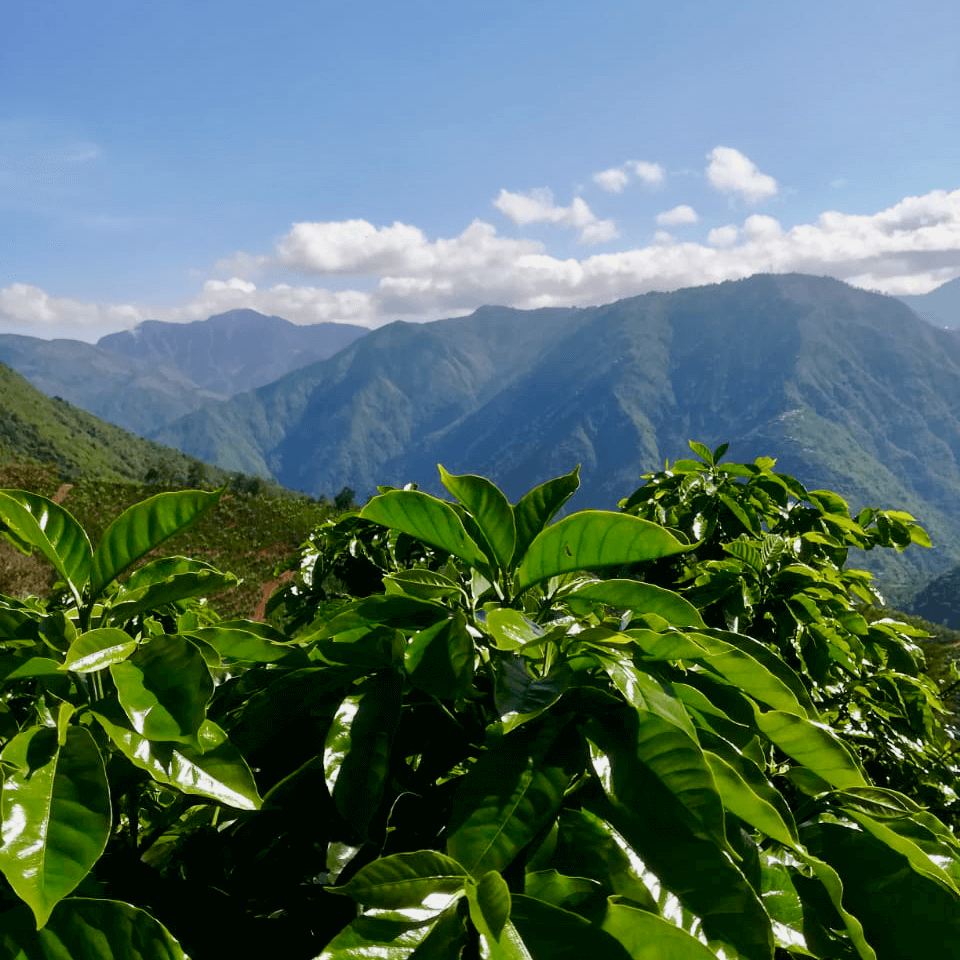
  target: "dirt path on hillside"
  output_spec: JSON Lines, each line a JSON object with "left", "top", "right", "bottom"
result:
{"left": 52, "top": 483, "right": 73, "bottom": 504}
{"left": 252, "top": 569, "right": 295, "bottom": 622}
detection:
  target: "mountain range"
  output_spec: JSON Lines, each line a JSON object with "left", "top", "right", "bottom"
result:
{"left": 5, "top": 273, "right": 960, "bottom": 601}
{"left": 0, "top": 310, "right": 367, "bottom": 437}
{"left": 897, "top": 277, "right": 960, "bottom": 329}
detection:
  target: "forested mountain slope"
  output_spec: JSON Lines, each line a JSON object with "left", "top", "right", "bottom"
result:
{"left": 152, "top": 274, "right": 960, "bottom": 590}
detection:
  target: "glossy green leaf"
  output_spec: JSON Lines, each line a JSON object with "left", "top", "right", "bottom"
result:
{"left": 570, "top": 579, "right": 705, "bottom": 628}
{"left": 588, "top": 695, "right": 728, "bottom": 851}
{"left": 754, "top": 709, "right": 866, "bottom": 789}
{"left": 846, "top": 810, "right": 960, "bottom": 895}
{"left": 704, "top": 747, "right": 799, "bottom": 849}
{"left": 0, "top": 897, "right": 189, "bottom": 959}
{"left": 105, "top": 557, "right": 237, "bottom": 623}
{"left": 439, "top": 466, "right": 516, "bottom": 573}
{"left": 492, "top": 655, "right": 575, "bottom": 731}
{"left": 404, "top": 612, "right": 475, "bottom": 699}
{"left": 509, "top": 895, "right": 634, "bottom": 959}
{"left": 515, "top": 512, "right": 691, "bottom": 592}
{"left": 691, "top": 632, "right": 808, "bottom": 716}
{"left": 0, "top": 657, "right": 64, "bottom": 682}
{"left": 466, "top": 870, "right": 512, "bottom": 942}
{"left": 92, "top": 702, "right": 261, "bottom": 810}
{"left": 688, "top": 440, "right": 714, "bottom": 465}
{"left": 602, "top": 902, "right": 720, "bottom": 959}
{"left": 511, "top": 467, "right": 580, "bottom": 568}
{"left": 331, "top": 850, "right": 467, "bottom": 909}
{"left": 384, "top": 569, "right": 462, "bottom": 600}
{"left": 550, "top": 809, "right": 656, "bottom": 911}
{"left": 187, "top": 623, "right": 300, "bottom": 663}
{"left": 447, "top": 723, "right": 574, "bottom": 878}
{"left": 110, "top": 635, "right": 213, "bottom": 743}
{"left": 619, "top": 628, "right": 707, "bottom": 661}
{"left": 361, "top": 489, "right": 488, "bottom": 568}
{"left": 0, "top": 726, "right": 111, "bottom": 928}
{"left": 89, "top": 488, "right": 222, "bottom": 599}
{"left": 757, "top": 849, "right": 819, "bottom": 958}
{"left": 483, "top": 608, "right": 545, "bottom": 650}
{"left": 584, "top": 730, "right": 773, "bottom": 960}
{"left": 324, "top": 672, "right": 403, "bottom": 837}
{"left": 62, "top": 628, "right": 137, "bottom": 674}
{"left": 801, "top": 819, "right": 960, "bottom": 960}
{"left": 0, "top": 490, "right": 92, "bottom": 606}
{"left": 523, "top": 870, "right": 605, "bottom": 913}
{"left": 695, "top": 628, "right": 816, "bottom": 714}
{"left": 316, "top": 904, "right": 467, "bottom": 960}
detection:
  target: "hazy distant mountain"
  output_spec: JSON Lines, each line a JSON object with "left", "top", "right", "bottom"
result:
{"left": 897, "top": 277, "right": 960, "bottom": 328}
{"left": 97, "top": 309, "right": 368, "bottom": 396}
{"left": 0, "top": 310, "right": 370, "bottom": 438}
{"left": 151, "top": 274, "right": 960, "bottom": 591}
{"left": 0, "top": 333, "right": 219, "bottom": 437}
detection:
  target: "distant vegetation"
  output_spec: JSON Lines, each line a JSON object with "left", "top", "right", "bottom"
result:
{"left": 2, "top": 447, "right": 960, "bottom": 958}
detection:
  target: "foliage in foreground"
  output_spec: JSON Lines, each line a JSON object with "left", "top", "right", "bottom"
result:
{"left": 0, "top": 445, "right": 959, "bottom": 958}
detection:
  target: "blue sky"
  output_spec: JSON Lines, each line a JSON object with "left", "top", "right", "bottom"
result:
{"left": 3, "top": 0, "right": 960, "bottom": 340}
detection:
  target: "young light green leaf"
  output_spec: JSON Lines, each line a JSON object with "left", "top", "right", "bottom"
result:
{"left": 704, "top": 748, "right": 800, "bottom": 849}
{"left": 0, "top": 490, "right": 92, "bottom": 607}
{"left": 89, "top": 488, "right": 223, "bottom": 599}
{"left": 691, "top": 633, "right": 808, "bottom": 717}
{"left": 361, "top": 489, "right": 489, "bottom": 568}
{"left": 688, "top": 440, "right": 714, "bottom": 465}
{"left": 110, "top": 635, "right": 213, "bottom": 742}
{"left": 0, "top": 726, "right": 111, "bottom": 928}
{"left": 0, "top": 897, "right": 189, "bottom": 959}
{"left": 63, "top": 628, "right": 138, "bottom": 674}
{"left": 754, "top": 709, "right": 866, "bottom": 790}
{"left": 438, "top": 466, "right": 516, "bottom": 573}
{"left": 466, "top": 870, "right": 512, "bottom": 943}
{"left": 515, "top": 512, "right": 691, "bottom": 593}
{"left": 483, "top": 608, "right": 545, "bottom": 651}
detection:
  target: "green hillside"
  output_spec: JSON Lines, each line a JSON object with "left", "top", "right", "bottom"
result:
{"left": 0, "top": 363, "right": 336, "bottom": 618}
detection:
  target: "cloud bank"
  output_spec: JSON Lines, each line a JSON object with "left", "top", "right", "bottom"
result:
{"left": 4, "top": 152, "right": 960, "bottom": 339}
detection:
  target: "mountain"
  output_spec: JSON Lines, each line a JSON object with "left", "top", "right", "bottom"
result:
{"left": 0, "top": 333, "right": 219, "bottom": 437}
{"left": 897, "top": 276, "right": 960, "bottom": 328}
{"left": 0, "top": 362, "right": 224, "bottom": 485}
{"left": 151, "top": 274, "right": 960, "bottom": 591}
{"left": 97, "top": 309, "right": 368, "bottom": 396}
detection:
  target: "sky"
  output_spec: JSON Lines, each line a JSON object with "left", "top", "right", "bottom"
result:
{"left": 3, "top": 0, "right": 960, "bottom": 341}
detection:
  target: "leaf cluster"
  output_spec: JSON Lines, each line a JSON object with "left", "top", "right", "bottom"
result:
{"left": 1, "top": 450, "right": 960, "bottom": 958}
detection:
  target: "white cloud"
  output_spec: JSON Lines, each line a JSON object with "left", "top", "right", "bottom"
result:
{"left": 706, "top": 147, "right": 778, "bottom": 202}
{"left": 494, "top": 189, "right": 616, "bottom": 245}
{"left": 593, "top": 168, "right": 630, "bottom": 193}
{"left": 593, "top": 159, "right": 665, "bottom": 192}
{"left": 656, "top": 205, "right": 699, "bottom": 226}
{"left": 707, "top": 225, "right": 739, "bottom": 248}
{"left": 10, "top": 187, "right": 960, "bottom": 342}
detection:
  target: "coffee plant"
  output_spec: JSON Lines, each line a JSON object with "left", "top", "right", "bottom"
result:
{"left": 1, "top": 447, "right": 959, "bottom": 958}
